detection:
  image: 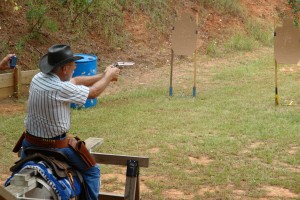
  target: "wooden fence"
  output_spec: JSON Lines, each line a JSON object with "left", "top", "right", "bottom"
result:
{"left": 0, "top": 67, "right": 39, "bottom": 99}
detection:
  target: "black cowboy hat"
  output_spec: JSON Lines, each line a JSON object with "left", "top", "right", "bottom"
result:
{"left": 39, "top": 44, "right": 83, "bottom": 74}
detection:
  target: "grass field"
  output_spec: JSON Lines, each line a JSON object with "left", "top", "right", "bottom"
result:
{"left": 0, "top": 47, "right": 299, "bottom": 199}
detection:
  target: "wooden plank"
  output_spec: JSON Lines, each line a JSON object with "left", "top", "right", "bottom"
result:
{"left": 124, "top": 177, "right": 137, "bottom": 200}
{"left": 0, "top": 73, "right": 14, "bottom": 88}
{"left": 91, "top": 153, "right": 149, "bottom": 168}
{"left": 98, "top": 192, "right": 124, "bottom": 200}
{"left": 0, "top": 69, "right": 38, "bottom": 99}
{"left": 0, "top": 69, "right": 38, "bottom": 89}
{"left": 21, "top": 70, "right": 39, "bottom": 85}
{"left": 13, "top": 67, "right": 21, "bottom": 99}
{"left": 0, "top": 87, "right": 14, "bottom": 99}
{"left": 85, "top": 137, "right": 103, "bottom": 151}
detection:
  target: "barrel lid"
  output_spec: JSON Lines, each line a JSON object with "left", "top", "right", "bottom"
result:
{"left": 74, "top": 54, "right": 97, "bottom": 63}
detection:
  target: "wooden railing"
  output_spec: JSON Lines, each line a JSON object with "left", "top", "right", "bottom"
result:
{"left": 0, "top": 67, "right": 39, "bottom": 99}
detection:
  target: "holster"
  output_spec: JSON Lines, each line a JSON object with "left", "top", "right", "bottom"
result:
{"left": 13, "top": 132, "right": 25, "bottom": 153}
{"left": 68, "top": 137, "right": 96, "bottom": 170}
{"left": 13, "top": 132, "right": 96, "bottom": 171}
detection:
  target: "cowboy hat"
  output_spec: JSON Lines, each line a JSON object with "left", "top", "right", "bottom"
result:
{"left": 39, "top": 44, "right": 83, "bottom": 74}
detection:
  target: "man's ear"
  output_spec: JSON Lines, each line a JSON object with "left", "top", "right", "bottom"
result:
{"left": 61, "top": 65, "right": 67, "bottom": 74}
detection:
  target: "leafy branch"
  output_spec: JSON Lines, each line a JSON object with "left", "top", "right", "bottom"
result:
{"left": 287, "top": 0, "right": 300, "bottom": 25}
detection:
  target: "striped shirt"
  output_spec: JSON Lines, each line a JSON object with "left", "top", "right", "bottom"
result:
{"left": 25, "top": 72, "right": 89, "bottom": 138}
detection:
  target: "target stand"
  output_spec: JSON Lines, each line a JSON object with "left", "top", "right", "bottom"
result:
{"left": 170, "top": 13, "right": 198, "bottom": 97}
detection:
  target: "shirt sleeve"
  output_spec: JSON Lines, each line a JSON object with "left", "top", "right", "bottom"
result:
{"left": 58, "top": 81, "right": 90, "bottom": 105}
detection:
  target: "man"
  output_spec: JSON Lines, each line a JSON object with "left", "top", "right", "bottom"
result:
{"left": 0, "top": 54, "right": 15, "bottom": 70}
{"left": 15, "top": 44, "right": 120, "bottom": 200}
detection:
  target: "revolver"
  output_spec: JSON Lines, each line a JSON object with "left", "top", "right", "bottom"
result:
{"left": 113, "top": 62, "right": 135, "bottom": 68}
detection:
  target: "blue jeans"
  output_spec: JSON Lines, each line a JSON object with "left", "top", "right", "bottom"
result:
{"left": 21, "top": 139, "right": 100, "bottom": 200}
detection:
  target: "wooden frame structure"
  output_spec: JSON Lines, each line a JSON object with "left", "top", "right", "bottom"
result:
{"left": 0, "top": 68, "right": 39, "bottom": 100}
{"left": 0, "top": 138, "right": 149, "bottom": 200}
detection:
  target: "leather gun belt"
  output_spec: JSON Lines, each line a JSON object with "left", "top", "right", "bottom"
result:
{"left": 13, "top": 132, "right": 69, "bottom": 153}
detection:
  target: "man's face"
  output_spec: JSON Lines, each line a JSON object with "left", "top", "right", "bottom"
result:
{"left": 64, "top": 62, "right": 76, "bottom": 81}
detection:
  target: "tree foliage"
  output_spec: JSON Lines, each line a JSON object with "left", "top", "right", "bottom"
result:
{"left": 287, "top": 0, "right": 300, "bottom": 25}
{"left": 2, "top": 0, "right": 22, "bottom": 12}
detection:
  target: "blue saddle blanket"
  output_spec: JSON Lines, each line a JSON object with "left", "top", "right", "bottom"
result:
{"left": 5, "top": 161, "right": 82, "bottom": 200}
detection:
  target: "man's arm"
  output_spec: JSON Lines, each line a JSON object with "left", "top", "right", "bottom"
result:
{"left": 71, "top": 74, "right": 104, "bottom": 86}
{"left": 88, "top": 66, "right": 120, "bottom": 99}
{"left": 72, "top": 66, "right": 120, "bottom": 99}
{"left": 0, "top": 54, "right": 15, "bottom": 70}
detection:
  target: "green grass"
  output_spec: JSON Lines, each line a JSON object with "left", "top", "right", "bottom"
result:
{"left": 246, "top": 19, "right": 273, "bottom": 47}
{"left": 1, "top": 48, "right": 300, "bottom": 199}
{"left": 207, "top": 21, "right": 273, "bottom": 57}
{"left": 224, "top": 33, "right": 258, "bottom": 52}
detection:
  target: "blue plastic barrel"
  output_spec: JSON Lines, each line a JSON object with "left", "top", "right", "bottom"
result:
{"left": 70, "top": 54, "right": 97, "bottom": 109}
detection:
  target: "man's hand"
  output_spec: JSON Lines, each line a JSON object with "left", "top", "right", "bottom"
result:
{"left": 105, "top": 65, "right": 120, "bottom": 82}
{"left": 0, "top": 54, "right": 15, "bottom": 70}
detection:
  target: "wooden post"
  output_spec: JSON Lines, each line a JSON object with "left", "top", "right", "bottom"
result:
{"left": 13, "top": 66, "right": 21, "bottom": 100}
{"left": 193, "top": 51, "right": 197, "bottom": 97}
{"left": 275, "top": 59, "right": 279, "bottom": 106}
{"left": 193, "top": 13, "right": 199, "bottom": 97}
{"left": 169, "top": 49, "right": 174, "bottom": 96}
{"left": 274, "top": 18, "right": 279, "bottom": 106}
{"left": 124, "top": 160, "right": 139, "bottom": 200}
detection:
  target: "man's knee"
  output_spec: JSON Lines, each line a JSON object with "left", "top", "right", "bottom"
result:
{"left": 84, "top": 164, "right": 100, "bottom": 179}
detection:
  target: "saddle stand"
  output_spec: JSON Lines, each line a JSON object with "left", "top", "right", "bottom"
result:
{"left": 0, "top": 137, "right": 149, "bottom": 200}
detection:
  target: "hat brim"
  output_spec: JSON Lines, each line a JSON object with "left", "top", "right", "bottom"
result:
{"left": 39, "top": 54, "right": 83, "bottom": 74}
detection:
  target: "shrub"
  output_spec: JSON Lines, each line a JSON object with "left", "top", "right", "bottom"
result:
{"left": 26, "top": 0, "right": 57, "bottom": 37}
{"left": 224, "top": 33, "right": 257, "bottom": 52}
{"left": 246, "top": 19, "right": 273, "bottom": 47}
{"left": 207, "top": 40, "right": 221, "bottom": 57}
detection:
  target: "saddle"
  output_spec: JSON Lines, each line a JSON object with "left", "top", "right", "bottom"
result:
{"left": 10, "top": 147, "right": 86, "bottom": 199}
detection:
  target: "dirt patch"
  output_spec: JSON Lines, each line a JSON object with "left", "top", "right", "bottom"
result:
{"left": 240, "top": 0, "right": 290, "bottom": 21}
{"left": 249, "top": 142, "right": 264, "bottom": 149}
{"left": 0, "top": 99, "right": 26, "bottom": 115}
{"left": 273, "top": 160, "right": 300, "bottom": 173}
{"left": 101, "top": 173, "right": 151, "bottom": 194}
{"left": 147, "top": 147, "right": 160, "bottom": 154}
{"left": 240, "top": 141, "right": 264, "bottom": 154}
{"left": 101, "top": 173, "right": 126, "bottom": 183}
{"left": 162, "top": 189, "right": 194, "bottom": 199}
{"left": 281, "top": 66, "right": 300, "bottom": 73}
{"left": 140, "top": 177, "right": 152, "bottom": 194}
{"left": 198, "top": 185, "right": 250, "bottom": 198}
{"left": 262, "top": 185, "right": 299, "bottom": 198}
{"left": 233, "top": 189, "right": 247, "bottom": 196}
{"left": 288, "top": 146, "right": 299, "bottom": 155}
{"left": 0, "top": 173, "right": 9, "bottom": 186}
{"left": 198, "top": 186, "right": 219, "bottom": 196}
{"left": 188, "top": 156, "right": 213, "bottom": 166}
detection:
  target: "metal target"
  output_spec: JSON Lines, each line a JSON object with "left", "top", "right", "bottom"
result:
{"left": 274, "top": 18, "right": 300, "bottom": 64}
{"left": 171, "top": 13, "right": 197, "bottom": 56}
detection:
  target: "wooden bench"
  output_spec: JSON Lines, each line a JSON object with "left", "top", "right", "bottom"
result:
{"left": 0, "top": 137, "right": 149, "bottom": 200}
